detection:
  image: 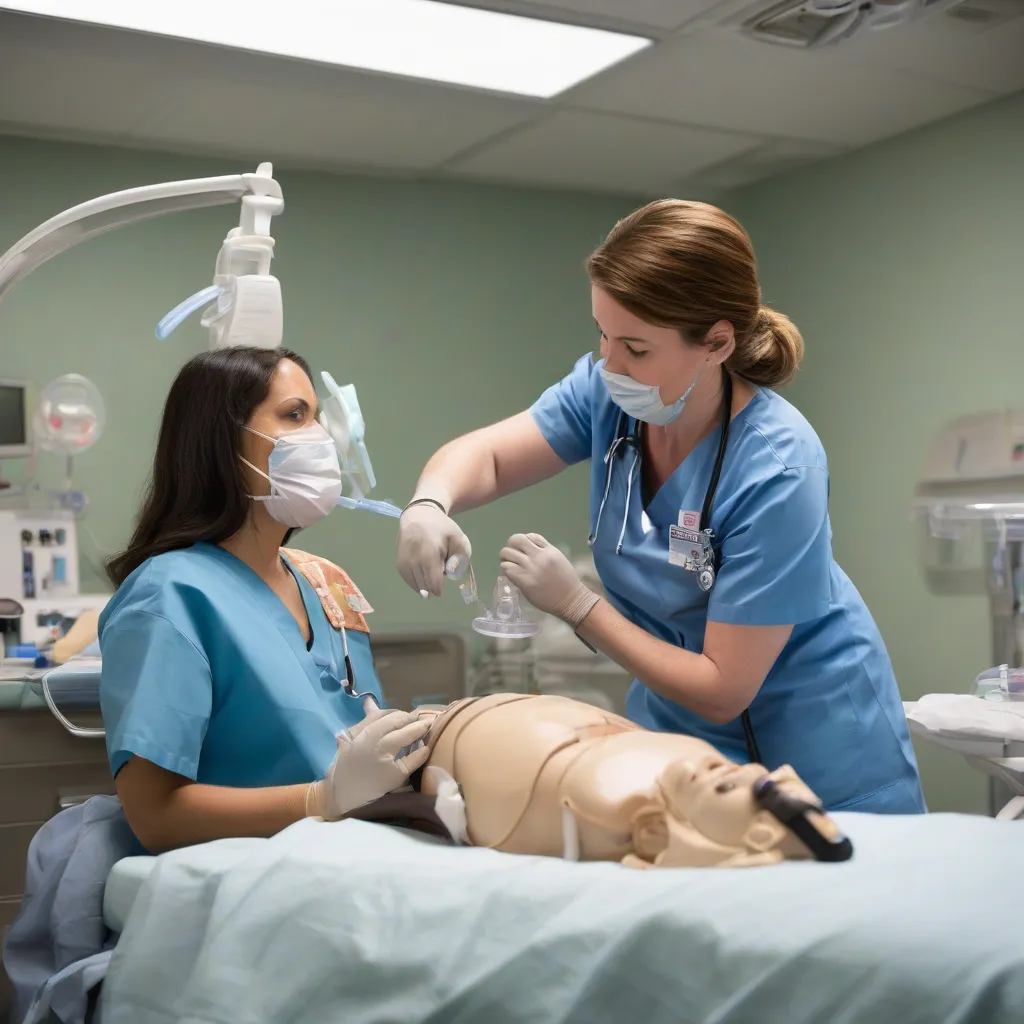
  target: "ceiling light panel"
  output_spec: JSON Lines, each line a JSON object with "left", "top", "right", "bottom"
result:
{"left": 0, "top": 0, "right": 653, "bottom": 98}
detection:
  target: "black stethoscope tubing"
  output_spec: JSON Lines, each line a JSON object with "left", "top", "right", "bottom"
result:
{"left": 602, "top": 366, "right": 761, "bottom": 764}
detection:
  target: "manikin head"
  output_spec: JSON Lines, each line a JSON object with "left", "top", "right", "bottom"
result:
{"left": 628, "top": 753, "right": 849, "bottom": 869}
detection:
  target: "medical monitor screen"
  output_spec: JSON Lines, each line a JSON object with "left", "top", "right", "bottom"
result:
{"left": 0, "top": 384, "right": 28, "bottom": 448}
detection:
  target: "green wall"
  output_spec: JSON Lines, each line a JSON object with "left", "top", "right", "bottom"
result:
{"left": 5, "top": 90, "right": 1022, "bottom": 812}
{"left": 727, "top": 90, "right": 1024, "bottom": 812}
{"left": 0, "top": 136, "right": 633, "bottom": 636}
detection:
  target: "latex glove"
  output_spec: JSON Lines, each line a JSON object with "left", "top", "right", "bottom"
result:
{"left": 396, "top": 503, "right": 472, "bottom": 598}
{"left": 307, "top": 707, "right": 431, "bottom": 821}
{"left": 499, "top": 533, "right": 601, "bottom": 627}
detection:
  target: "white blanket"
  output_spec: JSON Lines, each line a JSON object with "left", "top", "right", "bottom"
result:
{"left": 98, "top": 814, "right": 1024, "bottom": 1024}
{"left": 905, "top": 694, "right": 1024, "bottom": 744}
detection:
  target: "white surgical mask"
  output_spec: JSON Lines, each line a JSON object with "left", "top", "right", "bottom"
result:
{"left": 600, "top": 362, "right": 705, "bottom": 427}
{"left": 241, "top": 422, "right": 342, "bottom": 528}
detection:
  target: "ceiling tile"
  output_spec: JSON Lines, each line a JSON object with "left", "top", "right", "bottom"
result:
{"left": 572, "top": 30, "right": 995, "bottom": 146}
{"left": 680, "top": 136, "right": 848, "bottom": 191}
{"left": 505, "top": 0, "right": 728, "bottom": 30}
{"left": 447, "top": 108, "right": 762, "bottom": 194}
{"left": 0, "top": 5, "right": 1015, "bottom": 196}
{"left": 0, "top": 13, "right": 189, "bottom": 136}
{"left": 0, "top": 12, "right": 541, "bottom": 172}
{"left": 840, "top": 15, "right": 1024, "bottom": 95}
{"left": 143, "top": 63, "right": 541, "bottom": 171}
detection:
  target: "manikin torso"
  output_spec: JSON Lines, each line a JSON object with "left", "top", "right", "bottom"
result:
{"left": 417, "top": 693, "right": 851, "bottom": 869}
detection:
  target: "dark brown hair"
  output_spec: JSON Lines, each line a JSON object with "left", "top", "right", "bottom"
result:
{"left": 106, "top": 346, "right": 312, "bottom": 587}
{"left": 587, "top": 200, "right": 803, "bottom": 388}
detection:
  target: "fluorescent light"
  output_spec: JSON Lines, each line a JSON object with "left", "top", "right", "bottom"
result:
{"left": 1, "top": 0, "right": 652, "bottom": 98}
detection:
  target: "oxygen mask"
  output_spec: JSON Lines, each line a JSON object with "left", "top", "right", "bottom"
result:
{"left": 444, "top": 555, "right": 540, "bottom": 639}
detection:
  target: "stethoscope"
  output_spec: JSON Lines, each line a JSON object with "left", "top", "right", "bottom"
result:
{"left": 297, "top": 557, "right": 381, "bottom": 712}
{"left": 339, "top": 623, "right": 380, "bottom": 711}
{"left": 590, "top": 365, "right": 733, "bottom": 593}
{"left": 588, "top": 366, "right": 762, "bottom": 764}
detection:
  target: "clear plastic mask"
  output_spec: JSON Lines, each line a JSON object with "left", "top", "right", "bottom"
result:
{"left": 319, "top": 371, "right": 375, "bottom": 499}
{"left": 471, "top": 575, "right": 541, "bottom": 640}
{"left": 442, "top": 556, "right": 540, "bottom": 639}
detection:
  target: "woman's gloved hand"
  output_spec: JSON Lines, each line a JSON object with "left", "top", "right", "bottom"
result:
{"left": 307, "top": 707, "right": 431, "bottom": 821}
{"left": 396, "top": 500, "right": 472, "bottom": 598}
{"left": 500, "top": 533, "right": 601, "bottom": 627}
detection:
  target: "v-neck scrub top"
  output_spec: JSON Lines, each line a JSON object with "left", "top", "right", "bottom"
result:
{"left": 531, "top": 353, "right": 925, "bottom": 814}
{"left": 98, "top": 543, "right": 383, "bottom": 787}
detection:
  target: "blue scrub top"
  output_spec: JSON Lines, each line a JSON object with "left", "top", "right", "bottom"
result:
{"left": 98, "top": 542, "right": 384, "bottom": 788}
{"left": 531, "top": 353, "right": 925, "bottom": 814}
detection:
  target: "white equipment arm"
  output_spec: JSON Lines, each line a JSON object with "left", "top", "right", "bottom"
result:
{"left": 0, "top": 162, "right": 285, "bottom": 350}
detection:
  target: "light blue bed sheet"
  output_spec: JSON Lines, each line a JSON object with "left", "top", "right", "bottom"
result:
{"left": 98, "top": 812, "right": 1024, "bottom": 1024}
{"left": 35, "top": 652, "right": 103, "bottom": 707}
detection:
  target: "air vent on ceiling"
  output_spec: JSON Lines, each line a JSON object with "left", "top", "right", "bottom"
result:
{"left": 737, "top": 0, "right": 949, "bottom": 47}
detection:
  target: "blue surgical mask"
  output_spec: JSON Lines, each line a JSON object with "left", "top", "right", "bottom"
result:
{"left": 600, "top": 362, "right": 705, "bottom": 426}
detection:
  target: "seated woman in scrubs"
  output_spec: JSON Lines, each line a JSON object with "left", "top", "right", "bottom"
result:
{"left": 101, "top": 346, "right": 428, "bottom": 852}
{"left": 396, "top": 200, "right": 925, "bottom": 815}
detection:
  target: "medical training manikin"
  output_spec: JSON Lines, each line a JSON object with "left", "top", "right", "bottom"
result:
{"left": 354, "top": 693, "right": 853, "bottom": 869}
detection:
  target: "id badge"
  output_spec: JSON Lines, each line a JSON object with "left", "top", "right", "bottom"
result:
{"left": 669, "top": 525, "right": 704, "bottom": 571}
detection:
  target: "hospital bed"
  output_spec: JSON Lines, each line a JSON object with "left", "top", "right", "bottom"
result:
{"left": 92, "top": 812, "right": 1024, "bottom": 1024}
{"left": 22, "top": 646, "right": 1024, "bottom": 1023}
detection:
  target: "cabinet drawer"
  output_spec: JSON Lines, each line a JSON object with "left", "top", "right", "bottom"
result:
{"left": 0, "top": 763, "right": 115, "bottom": 826}
{"left": 0, "top": 822, "right": 41, "bottom": 899}
{"left": 0, "top": 710, "right": 106, "bottom": 767}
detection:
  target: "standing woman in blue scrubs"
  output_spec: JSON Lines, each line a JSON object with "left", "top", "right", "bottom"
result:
{"left": 397, "top": 200, "right": 925, "bottom": 814}
{"left": 101, "top": 346, "right": 429, "bottom": 852}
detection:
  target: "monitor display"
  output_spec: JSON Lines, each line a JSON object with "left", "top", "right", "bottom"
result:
{"left": 0, "top": 383, "right": 28, "bottom": 449}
